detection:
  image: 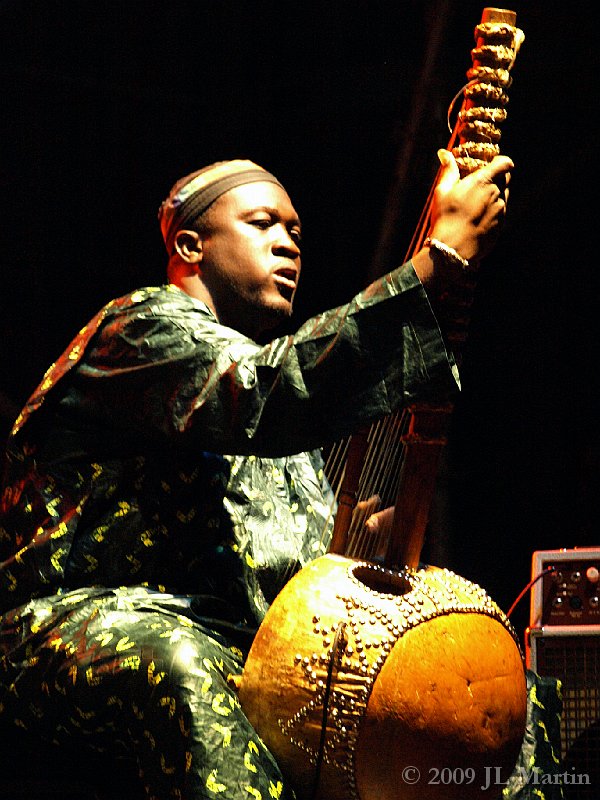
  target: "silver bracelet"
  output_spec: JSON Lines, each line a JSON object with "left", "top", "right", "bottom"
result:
{"left": 423, "top": 237, "right": 470, "bottom": 270}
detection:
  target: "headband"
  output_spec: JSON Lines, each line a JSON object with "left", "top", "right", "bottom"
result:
{"left": 158, "top": 159, "right": 285, "bottom": 254}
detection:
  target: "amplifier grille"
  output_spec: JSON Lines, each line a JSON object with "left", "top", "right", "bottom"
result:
{"left": 531, "top": 633, "right": 600, "bottom": 799}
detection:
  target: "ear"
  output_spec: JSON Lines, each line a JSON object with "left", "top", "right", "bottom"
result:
{"left": 174, "top": 229, "right": 203, "bottom": 264}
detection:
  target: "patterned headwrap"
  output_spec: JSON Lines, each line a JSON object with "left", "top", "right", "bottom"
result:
{"left": 158, "top": 159, "right": 285, "bottom": 255}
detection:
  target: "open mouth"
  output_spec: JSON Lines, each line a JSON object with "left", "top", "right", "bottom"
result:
{"left": 273, "top": 269, "right": 297, "bottom": 300}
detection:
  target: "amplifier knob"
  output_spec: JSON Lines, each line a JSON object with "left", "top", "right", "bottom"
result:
{"left": 586, "top": 566, "right": 600, "bottom": 584}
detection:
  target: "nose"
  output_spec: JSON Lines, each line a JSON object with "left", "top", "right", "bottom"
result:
{"left": 272, "top": 224, "right": 301, "bottom": 258}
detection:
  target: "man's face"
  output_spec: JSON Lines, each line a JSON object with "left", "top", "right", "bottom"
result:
{"left": 198, "top": 181, "right": 302, "bottom": 338}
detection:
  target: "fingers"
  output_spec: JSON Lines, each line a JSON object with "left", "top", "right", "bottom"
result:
{"left": 436, "top": 148, "right": 460, "bottom": 194}
{"left": 352, "top": 494, "right": 381, "bottom": 527}
{"left": 487, "top": 154, "right": 514, "bottom": 177}
{"left": 435, "top": 151, "right": 513, "bottom": 209}
{"left": 364, "top": 506, "right": 395, "bottom": 539}
{"left": 424, "top": 150, "right": 515, "bottom": 273}
{"left": 472, "top": 155, "right": 513, "bottom": 190}
{"left": 458, "top": 155, "right": 513, "bottom": 222}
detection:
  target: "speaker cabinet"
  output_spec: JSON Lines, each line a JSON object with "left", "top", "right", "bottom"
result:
{"left": 527, "top": 548, "right": 600, "bottom": 799}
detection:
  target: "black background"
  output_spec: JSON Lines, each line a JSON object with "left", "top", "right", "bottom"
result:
{"left": 1, "top": 0, "right": 597, "bottom": 645}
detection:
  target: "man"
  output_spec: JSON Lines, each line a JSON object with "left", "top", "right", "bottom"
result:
{"left": 0, "top": 153, "right": 511, "bottom": 799}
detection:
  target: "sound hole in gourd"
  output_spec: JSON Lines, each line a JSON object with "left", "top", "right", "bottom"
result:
{"left": 351, "top": 563, "right": 412, "bottom": 596}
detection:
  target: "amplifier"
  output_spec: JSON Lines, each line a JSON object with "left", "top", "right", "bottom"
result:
{"left": 530, "top": 548, "right": 600, "bottom": 628}
{"left": 527, "top": 549, "right": 600, "bottom": 799}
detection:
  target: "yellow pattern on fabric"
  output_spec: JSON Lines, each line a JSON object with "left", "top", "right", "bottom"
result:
{"left": 84, "top": 554, "right": 98, "bottom": 571}
{"left": 244, "top": 787, "right": 262, "bottom": 799}
{"left": 91, "top": 463, "right": 103, "bottom": 480}
{"left": 141, "top": 531, "right": 155, "bottom": 547}
{"left": 50, "top": 547, "right": 66, "bottom": 573}
{"left": 116, "top": 636, "right": 135, "bottom": 651}
{"left": 93, "top": 524, "right": 109, "bottom": 542}
{"left": 244, "top": 740, "right": 259, "bottom": 773}
{"left": 50, "top": 521, "right": 69, "bottom": 538}
{"left": 160, "top": 696, "right": 177, "bottom": 717}
{"left": 115, "top": 501, "right": 131, "bottom": 518}
{"left": 178, "top": 467, "right": 200, "bottom": 484}
{"left": 160, "top": 754, "right": 176, "bottom": 775}
{"left": 211, "top": 722, "right": 232, "bottom": 747}
{"left": 206, "top": 769, "right": 227, "bottom": 793}
{"left": 148, "top": 660, "right": 166, "bottom": 686}
{"left": 86, "top": 666, "right": 101, "bottom": 686}
{"left": 64, "top": 592, "right": 90, "bottom": 606}
{"left": 190, "top": 665, "right": 212, "bottom": 694}
{"left": 144, "top": 730, "right": 156, "bottom": 749}
{"left": 75, "top": 706, "right": 96, "bottom": 720}
{"left": 537, "top": 719, "right": 551, "bottom": 744}
{"left": 530, "top": 682, "right": 545, "bottom": 710}
{"left": 212, "top": 692, "right": 234, "bottom": 716}
{"left": 176, "top": 508, "right": 197, "bottom": 524}
{"left": 46, "top": 496, "right": 61, "bottom": 516}
{"left": 120, "top": 655, "right": 141, "bottom": 670}
{"left": 269, "top": 781, "right": 283, "bottom": 799}
{"left": 127, "top": 554, "right": 142, "bottom": 571}
{"left": 64, "top": 641, "right": 76, "bottom": 656}
{"left": 3, "top": 570, "right": 16, "bottom": 591}
{"left": 527, "top": 753, "right": 535, "bottom": 770}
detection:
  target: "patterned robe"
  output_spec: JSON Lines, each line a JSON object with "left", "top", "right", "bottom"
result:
{"left": 0, "top": 263, "right": 458, "bottom": 799}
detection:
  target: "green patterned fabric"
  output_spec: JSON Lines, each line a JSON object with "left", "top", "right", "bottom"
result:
{"left": 504, "top": 670, "right": 564, "bottom": 800}
{"left": 0, "top": 587, "right": 288, "bottom": 799}
{"left": 0, "top": 263, "right": 458, "bottom": 798}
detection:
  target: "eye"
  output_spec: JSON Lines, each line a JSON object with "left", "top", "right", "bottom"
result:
{"left": 249, "top": 217, "right": 272, "bottom": 230}
{"left": 289, "top": 228, "right": 302, "bottom": 245}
